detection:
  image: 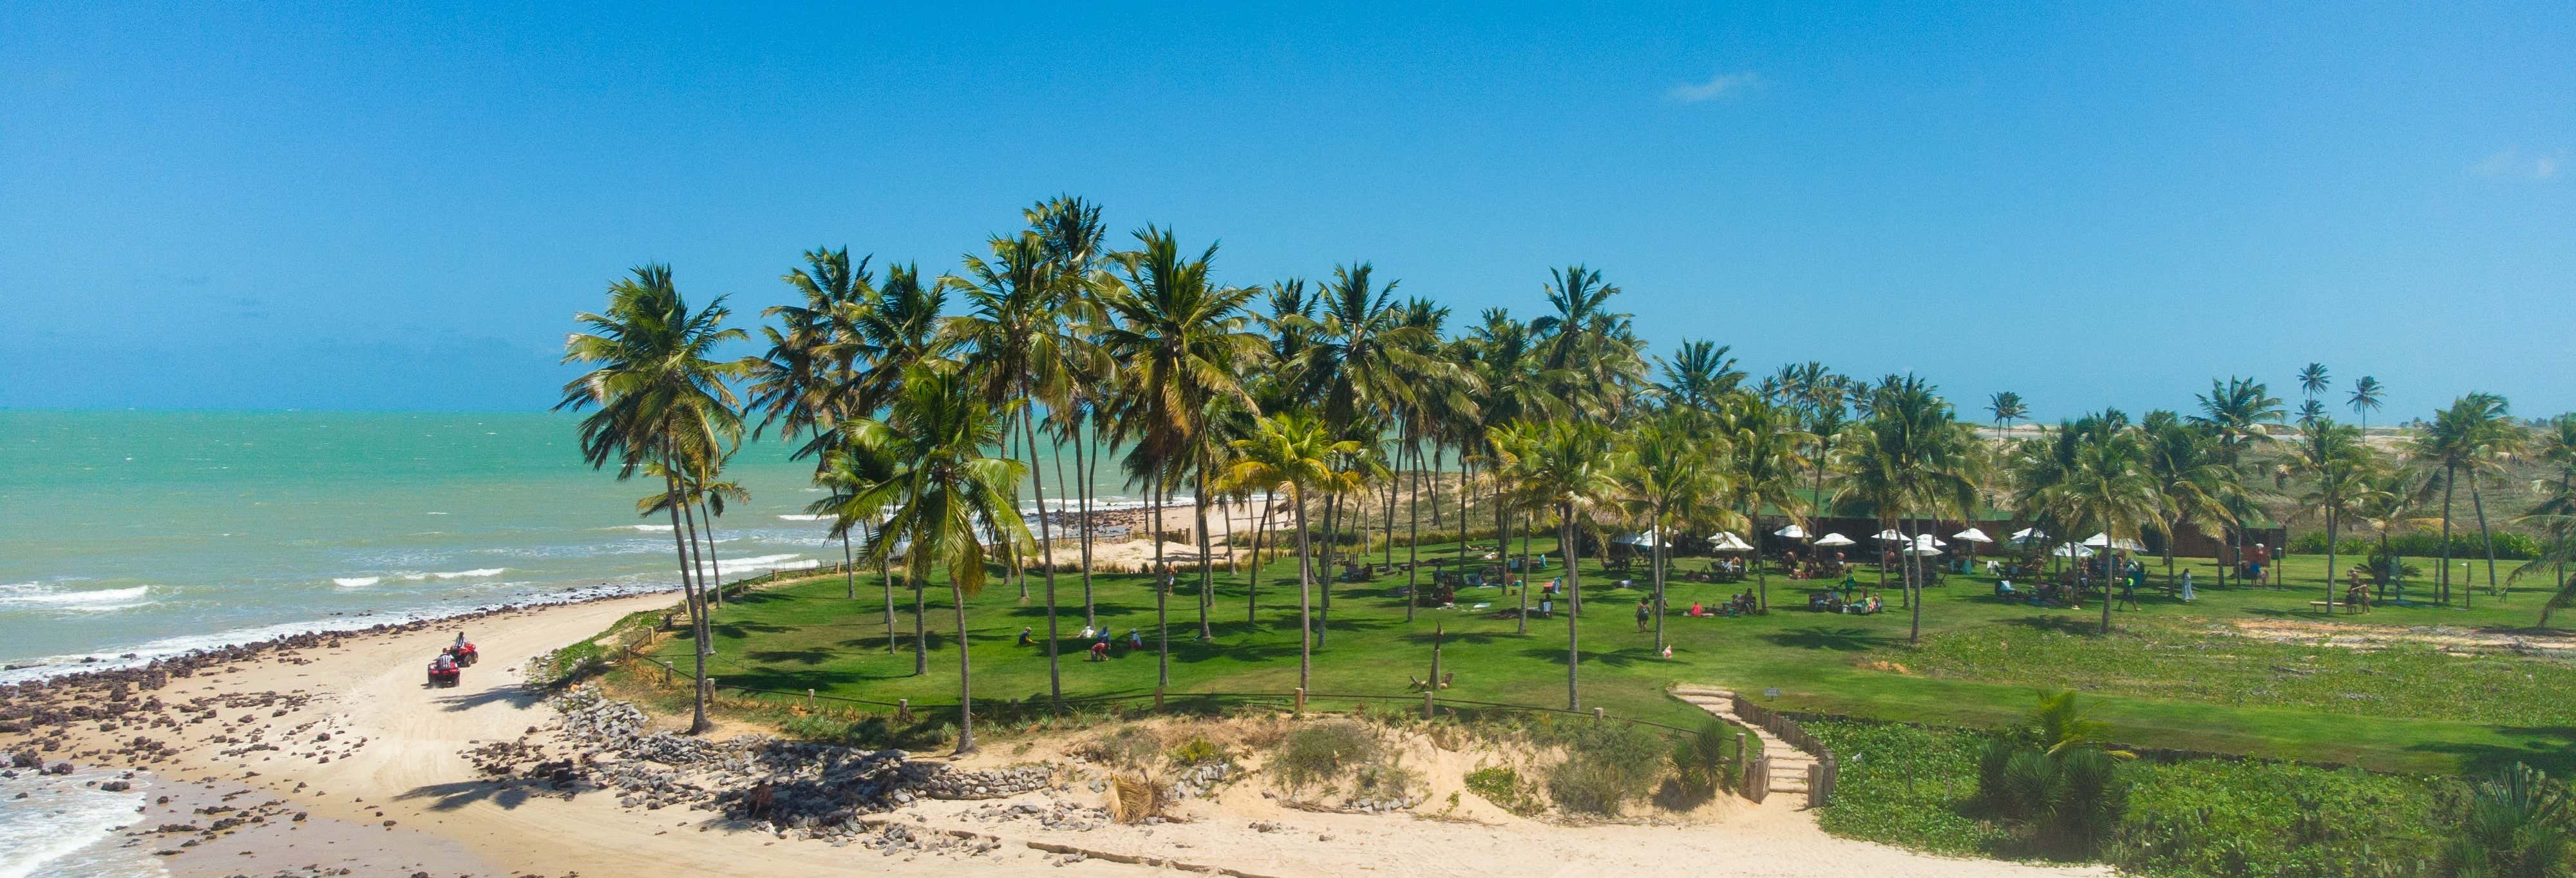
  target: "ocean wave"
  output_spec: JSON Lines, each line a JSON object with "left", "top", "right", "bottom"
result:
{"left": 0, "top": 585, "right": 151, "bottom": 606}
{"left": 625, "top": 524, "right": 676, "bottom": 532}
{"left": 395, "top": 568, "right": 506, "bottom": 581}
{"left": 715, "top": 553, "right": 812, "bottom": 575}
{"left": 60, "top": 600, "right": 159, "bottom": 614}
{"left": 776, "top": 513, "right": 831, "bottom": 522}
{"left": 0, "top": 768, "right": 153, "bottom": 878}
{"left": 332, "top": 577, "right": 381, "bottom": 588}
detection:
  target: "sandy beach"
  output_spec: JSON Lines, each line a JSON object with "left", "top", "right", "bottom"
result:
{"left": 0, "top": 591, "right": 2105, "bottom": 878}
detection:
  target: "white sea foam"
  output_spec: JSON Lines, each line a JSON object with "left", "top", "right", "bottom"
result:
{"left": 715, "top": 553, "right": 811, "bottom": 574}
{"left": 776, "top": 513, "right": 830, "bottom": 522}
{"left": 627, "top": 524, "right": 676, "bottom": 532}
{"left": 0, "top": 585, "right": 150, "bottom": 606}
{"left": 0, "top": 768, "right": 155, "bottom": 878}
{"left": 433, "top": 568, "right": 505, "bottom": 580}
{"left": 332, "top": 577, "right": 381, "bottom": 588}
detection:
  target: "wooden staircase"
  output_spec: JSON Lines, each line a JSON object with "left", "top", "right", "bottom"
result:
{"left": 1673, "top": 685, "right": 1820, "bottom": 802}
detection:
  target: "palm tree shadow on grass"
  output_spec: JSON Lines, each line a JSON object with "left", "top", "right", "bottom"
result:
{"left": 744, "top": 648, "right": 835, "bottom": 666}
{"left": 1995, "top": 615, "right": 2108, "bottom": 636}
{"left": 710, "top": 620, "right": 794, "bottom": 638}
{"left": 2409, "top": 725, "right": 2576, "bottom": 777}
{"left": 1512, "top": 644, "right": 1664, "bottom": 669}
{"left": 1759, "top": 625, "right": 1898, "bottom": 652}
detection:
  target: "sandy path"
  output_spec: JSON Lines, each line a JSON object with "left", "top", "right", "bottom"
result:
{"left": 14, "top": 594, "right": 2105, "bottom": 877}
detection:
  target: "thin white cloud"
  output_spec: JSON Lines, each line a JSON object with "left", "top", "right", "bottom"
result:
{"left": 2470, "top": 147, "right": 2561, "bottom": 181}
{"left": 1667, "top": 71, "right": 1759, "bottom": 103}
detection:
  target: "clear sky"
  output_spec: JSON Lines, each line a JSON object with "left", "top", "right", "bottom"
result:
{"left": 4, "top": 3, "right": 2569, "bottom": 421}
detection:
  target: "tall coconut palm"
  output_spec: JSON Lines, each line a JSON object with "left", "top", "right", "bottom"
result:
{"left": 2298, "top": 363, "right": 2331, "bottom": 406}
{"left": 1494, "top": 419, "right": 1618, "bottom": 710}
{"left": 1615, "top": 414, "right": 1732, "bottom": 653}
{"left": 1220, "top": 412, "right": 1359, "bottom": 692}
{"left": 1718, "top": 395, "right": 1810, "bottom": 613}
{"left": 556, "top": 264, "right": 753, "bottom": 734}
{"left": 1987, "top": 391, "right": 2029, "bottom": 435}
{"left": 1837, "top": 376, "right": 1979, "bottom": 642}
{"left": 2512, "top": 416, "right": 2576, "bottom": 625}
{"left": 811, "top": 438, "right": 901, "bottom": 651}
{"left": 2050, "top": 414, "right": 2160, "bottom": 633}
{"left": 2347, "top": 376, "right": 2385, "bottom": 430}
{"left": 2139, "top": 410, "right": 2239, "bottom": 580}
{"left": 2291, "top": 417, "right": 2371, "bottom": 606}
{"left": 1099, "top": 226, "right": 1266, "bottom": 684}
{"left": 949, "top": 224, "right": 1086, "bottom": 703}
{"left": 751, "top": 247, "right": 871, "bottom": 463}
{"left": 2347, "top": 463, "right": 2434, "bottom": 600}
{"left": 1654, "top": 340, "right": 1745, "bottom": 412}
{"left": 2193, "top": 377, "right": 2284, "bottom": 586}
{"left": 843, "top": 366, "right": 1032, "bottom": 756}
{"left": 2415, "top": 393, "right": 2516, "bottom": 605}
{"left": 1530, "top": 265, "right": 1645, "bottom": 419}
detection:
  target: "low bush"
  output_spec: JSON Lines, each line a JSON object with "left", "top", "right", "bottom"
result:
{"left": 1276, "top": 720, "right": 1382, "bottom": 791}
{"left": 2290, "top": 530, "right": 2541, "bottom": 560}
{"left": 1465, "top": 765, "right": 1544, "bottom": 816}
{"left": 1077, "top": 725, "right": 1164, "bottom": 769}
{"left": 1546, "top": 723, "right": 1666, "bottom": 816}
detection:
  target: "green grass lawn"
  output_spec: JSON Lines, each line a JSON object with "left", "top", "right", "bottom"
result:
{"left": 638, "top": 537, "right": 2576, "bottom": 776}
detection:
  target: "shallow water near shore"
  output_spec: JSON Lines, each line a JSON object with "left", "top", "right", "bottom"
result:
{"left": 0, "top": 768, "right": 161, "bottom": 878}
{"left": 0, "top": 410, "right": 1146, "bottom": 683}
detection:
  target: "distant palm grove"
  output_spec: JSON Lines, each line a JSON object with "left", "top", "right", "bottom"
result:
{"left": 556, "top": 195, "right": 2576, "bottom": 749}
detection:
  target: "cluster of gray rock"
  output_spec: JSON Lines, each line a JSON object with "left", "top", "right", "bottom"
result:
{"left": 533, "top": 688, "right": 1074, "bottom": 839}
{"left": 1162, "top": 760, "right": 1233, "bottom": 801}
{"left": 958, "top": 798, "right": 1112, "bottom": 832}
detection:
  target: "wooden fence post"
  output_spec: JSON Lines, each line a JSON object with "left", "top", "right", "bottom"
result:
{"left": 806, "top": 689, "right": 816, "bottom": 710}
{"left": 1293, "top": 687, "right": 1306, "bottom": 717}
{"left": 897, "top": 698, "right": 912, "bottom": 722}
{"left": 1593, "top": 707, "right": 1604, "bottom": 723}
{"left": 1423, "top": 690, "right": 1436, "bottom": 720}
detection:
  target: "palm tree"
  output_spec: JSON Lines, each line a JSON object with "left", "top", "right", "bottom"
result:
{"left": 1495, "top": 419, "right": 1618, "bottom": 710}
{"left": 1987, "top": 391, "right": 2029, "bottom": 435}
{"left": 1098, "top": 226, "right": 1265, "bottom": 684}
{"left": 556, "top": 264, "right": 753, "bottom": 734}
{"left": 811, "top": 439, "right": 900, "bottom": 651}
{"left": 1838, "top": 376, "right": 1980, "bottom": 642}
{"left": 1530, "top": 265, "right": 1645, "bottom": 419}
{"left": 2138, "top": 411, "right": 2238, "bottom": 581}
{"left": 844, "top": 366, "right": 1032, "bottom": 756}
{"left": 2511, "top": 416, "right": 2576, "bottom": 626}
{"left": 2193, "top": 377, "right": 2284, "bottom": 586}
{"left": 2298, "top": 363, "right": 2331, "bottom": 408}
{"left": 1718, "top": 395, "right": 1810, "bottom": 613}
{"left": 751, "top": 247, "right": 871, "bottom": 463}
{"left": 1222, "top": 412, "right": 1361, "bottom": 692}
{"left": 2291, "top": 417, "right": 2371, "bottom": 606}
{"left": 1654, "top": 340, "right": 1744, "bottom": 412}
{"left": 2347, "top": 463, "right": 2434, "bottom": 600}
{"left": 1615, "top": 414, "right": 1732, "bottom": 653}
{"left": 2415, "top": 393, "right": 2517, "bottom": 605}
{"left": 2347, "top": 376, "right": 2385, "bottom": 430}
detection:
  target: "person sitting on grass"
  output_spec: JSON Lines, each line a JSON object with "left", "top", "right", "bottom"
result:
{"left": 1688, "top": 601, "right": 1705, "bottom": 618}
{"left": 1088, "top": 638, "right": 1110, "bottom": 662}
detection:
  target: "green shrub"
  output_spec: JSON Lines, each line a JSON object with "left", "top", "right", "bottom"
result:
{"left": 1168, "top": 734, "right": 1222, "bottom": 765}
{"left": 1669, "top": 720, "right": 1737, "bottom": 797}
{"left": 2110, "top": 759, "right": 2453, "bottom": 877}
{"left": 1276, "top": 720, "right": 1381, "bottom": 790}
{"left": 1079, "top": 725, "right": 1164, "bottom": 769}
{"left": 1465, "top": 765, "right": 1543, "bottom": 816}
{"left": 2439, "top": 763, "right": 2572, "bottom": 878}
{"left": 1546, "top": 723, "right": 1666, "bottom": 816}
{"left": 2289, "top": 530, "right": 2540, "bottom": 560}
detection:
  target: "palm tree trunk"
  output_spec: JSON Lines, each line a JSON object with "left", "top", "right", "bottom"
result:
{"left": 1651, "top": 505, "right": 1667, "bottom": 654}
{"left": 1019, "top": 406, "right": 1064, "bottom": 706}
{"left": 876, "top": 520, "right": 896, "bottom": 654}
{"left": 1076, "top": 422, "right": 1096, "bottom": 629}
{"left": 697, "top": 499, "right": 725, "bottom": 604}
{"left": 844, "top": 531, "right": 857, "bottom": 600}
{"left": 1406, "top": 440, "right": 1423, "bottom": 624}
{"left": 912, "top": 564, "right": 928, "bottom": 676}
{"left": 1506, "top": 501, "right": 1526, "bottom": 635}
{"left": 2441, "top": 464, "right": 2457, "bottom": 605}
{"left": 1562, "top": 506, "right": 1582, "bottom": 711}
{"left": 1153, "top": 474, "right": 1170, "bottom": 687}
{"left": 677, "top": 499, "right": 717, "bottom": 656}
{"left": 1429, "top": 444, "right": 1446, "bottom": 530}
{"left": 1317, "top": 493, "right": 1336, "bottom": 647}
{"left": 950, "top": 577, "right": 976, "bottom": 756}
{"left": 2474, "top": 483, "right": 2499, "bottom": 600}
{"left": 1293, "top": 490, "right": 1314, "bottom": 692}
{"left": 1248, "top": 490, "right": 1276, "bottom": 624}
{"left": 2324, "top": 491, "right": 2340, "bottom": 609}
{"left": 663, "top": 475, "right": 712, "bottom": 736}
{"left": 1194, "top": 463, "right": 1216, "bottom": 641}
{"left": 1007, "top": 426, "right": 1027, "bottom": 603}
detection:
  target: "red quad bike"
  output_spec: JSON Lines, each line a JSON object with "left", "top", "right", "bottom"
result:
{"left": 453, "top": 642, "right": 478, "bottom": 667}
{"left": 427, "top": 658, "right": 460, "bottom": 688}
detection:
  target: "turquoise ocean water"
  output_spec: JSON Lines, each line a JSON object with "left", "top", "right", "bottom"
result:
{"left": 0, "top": 410, "right": 1133, "bottom": 684}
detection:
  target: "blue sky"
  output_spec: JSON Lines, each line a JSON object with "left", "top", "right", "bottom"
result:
{"left": 3, "top": 3, "right": 2568, "bottom": 420}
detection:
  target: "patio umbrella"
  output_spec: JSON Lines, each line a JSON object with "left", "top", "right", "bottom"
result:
{"left": 1913, "top": 534, "right": 1947, "bottom": 549}
{"left": 1814, "top": 533, "right": 1857, "bottom": 547}
{"left": 1903, "top": 544, "right": 1944, "bottom": 557}
{"left": 1774, "top": 524, "right": 1809, "bottom": 539}
{"left": 2009, "top": 527, "right": 2047, "bottom": 545}
{"left": 1612, "top": 532, "right": 1655, "bottom": 548}
{"left": 1707, "top": 533, "right": 1754, "bottom": 552}
{"left": 1872, "top": 528, "right": 1907, "bottom": 541}
{"left": 1952, "top": 528, "right": 1994, "bottom": 544}
{"left": 2050, "top": 542, "right": 2096, "bottom": 558}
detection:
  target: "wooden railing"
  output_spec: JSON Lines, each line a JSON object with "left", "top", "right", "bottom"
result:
{"left": 1732, "top": 692, "right": 1839, "bottom": 808}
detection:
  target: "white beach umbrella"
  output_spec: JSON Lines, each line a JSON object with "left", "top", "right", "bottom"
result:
{"left": 1774, "top": 524, "right": 1810, "bottom": 539}
{"left": 1913, "top": 534, "right": 1947, "bottom": 549}
{"left": 1707, "top": 532, "right": 1754, "bottom": 552}
{"left": 1904, "top": 544, "right": 1944, "bottom": 557}
{"left": 1814, "top": 533, "right": 1857, "bottom": 547}
{"left": 1952, "top": 527, "right": 1994, "bottom": 544}
{"left": 2050, "top": 542, "right": 2096, "bottom": 558}
{"left": 1612, "top": 531, "right": 1666, "bottom": 549}
{"left": 1872, "top": 528, "right": 1907, "bottom": 541}
{"left": 2081, "top": 532, "right": 2113, "bottom": 548}
{"left": 2009, "top": 527, "right": 2047, "bottom": 545}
